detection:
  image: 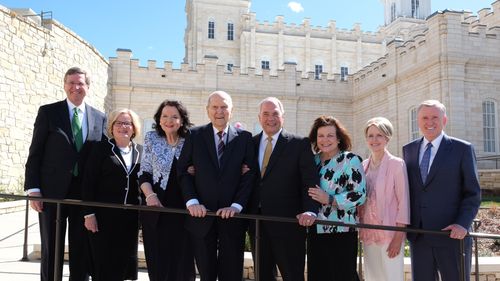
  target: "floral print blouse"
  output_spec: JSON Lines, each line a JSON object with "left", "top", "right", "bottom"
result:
{"left": 315, "top": 151, "right": 366, "bottom": 234}
{"left": 137, "top": 131, "right": 185, "bottom": 190}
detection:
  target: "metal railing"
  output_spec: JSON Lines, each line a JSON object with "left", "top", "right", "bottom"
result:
{"left": 1, "top": 193, "right": 499, "bottom": 281}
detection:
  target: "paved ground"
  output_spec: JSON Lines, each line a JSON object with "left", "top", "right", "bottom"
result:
{"left": 0, "top": 201, "right": 190, "bottom": 281}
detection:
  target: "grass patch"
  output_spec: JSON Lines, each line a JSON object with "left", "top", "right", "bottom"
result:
{"left": 481, "top": 196, "right": 500, "bottom": 207}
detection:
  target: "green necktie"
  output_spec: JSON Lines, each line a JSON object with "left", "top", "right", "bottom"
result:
{"left": 72, "top": 108, "right": 83, "bottom": 176}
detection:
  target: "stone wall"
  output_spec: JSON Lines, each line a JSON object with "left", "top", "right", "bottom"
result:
{"left": 0, "top": 6, "right": 109, "bottom": 193}
{"left": 479, "top": 170, "right": 500, "bottom": 196}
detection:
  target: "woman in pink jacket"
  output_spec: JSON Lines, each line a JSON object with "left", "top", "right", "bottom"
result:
{"left": 359, "top": 117, "right": 410, "bottom": 281}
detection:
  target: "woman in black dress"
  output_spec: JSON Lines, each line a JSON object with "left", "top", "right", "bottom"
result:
{"left": 138, "top": 100, "right": 195, "bottom": 281}
{"left": 83, "top": 108, "right": 142, "bottom": 281}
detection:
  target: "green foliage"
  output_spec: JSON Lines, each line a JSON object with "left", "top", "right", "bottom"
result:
{"left": 481, "top": 196, "right": 500, "bottom": 207}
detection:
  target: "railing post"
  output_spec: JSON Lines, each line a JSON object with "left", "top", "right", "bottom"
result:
{"left": 255, "top": 218, "right": 260, "bottom": 281}
{"left": 21, "top": 199, "right": 30, "bottom": 261}
{"left": 459, "top": 238, "right": 466, "bottom": 281}
{"left": 54, "top": 203, "right": 62, "bottom": 281}
{"left": 473, "top": 220, "right": 480, "bottom": 281}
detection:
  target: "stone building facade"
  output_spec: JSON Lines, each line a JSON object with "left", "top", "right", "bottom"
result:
{"left": 1, "top": 0, "right": 500, "bottom": 193}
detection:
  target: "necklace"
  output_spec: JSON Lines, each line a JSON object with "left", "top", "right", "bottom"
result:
{"left": 118, "top": 143, "right": 132, "bottom": 154}
{"left": 166, "top": 137, "right": 180, "bottom": 147}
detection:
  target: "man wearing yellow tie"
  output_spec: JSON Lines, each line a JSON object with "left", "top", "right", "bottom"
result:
{"left": 248, "top": 97, "right": 320, "bottom": 281}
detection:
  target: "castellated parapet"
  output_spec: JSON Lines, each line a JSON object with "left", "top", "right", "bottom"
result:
{"left": 242, "top": 13, "right": 384, "bottom": 43}
{"left": 109, "top": 49, "right": 353, "bottom": 145}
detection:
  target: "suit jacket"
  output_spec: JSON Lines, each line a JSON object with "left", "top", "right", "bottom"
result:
{"left": 248, "top": 130, "right": 320, "bottom": 236}
{"left": 361, "top": 150, "right": 410, "bottom": 227}
{"left": 177, "top": 123, "right": 256, "bottom": 236}
{"left": 24, "top": 99, "right": 106, "bottom": 199}
{"left": 82, "top": 138, "right": 142, "bottom": 213}
{"left": 402, "top": 134, "right": 481, "bottom": 244}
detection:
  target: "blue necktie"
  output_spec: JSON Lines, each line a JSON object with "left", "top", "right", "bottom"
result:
{"left": 420, "top": 142, "right": 432, "bottom": 183}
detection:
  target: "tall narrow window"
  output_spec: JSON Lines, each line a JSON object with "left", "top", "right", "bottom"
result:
{"left": 208, "top": 21, "right": 215, "bottom": 39}
{"left": 391, "top": 3, "right": 396, "bottom": 22}
{"left": 410, "top": 107, "right": 419, "bottom": 141}
{"left": 483, "top": 101, "right": 497, "bottom": 152}
{"left": 261, "top": 60, "right": 270, "bottom": 70}
{"left": 315, "top": 65, "right": 323, "bottom": 80}
{"left": 227, "top": 63, "right": 233, "bottom": 72}
{"left": 411, "top": 0, "right": 420, "bottom": 18}
{"left": 227, "top": 23, "right": 234, "bottom": 41}
{"left": 340, "top": 66, "right": 348, "bottom": 81}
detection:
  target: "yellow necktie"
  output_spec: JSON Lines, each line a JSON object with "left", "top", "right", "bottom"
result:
{"left": 261, "top": 136, "right": 273, "bottom": 177}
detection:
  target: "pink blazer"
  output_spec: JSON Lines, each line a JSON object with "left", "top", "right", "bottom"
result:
{"left": 362, "top": 150, "right": 410, "bottom": 227}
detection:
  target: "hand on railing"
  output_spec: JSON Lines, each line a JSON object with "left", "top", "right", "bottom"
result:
{"left": 187, "top": 204, "right": 207, "bottom": 217}
{"left": 297, "top": 212, "right": 316, "bottom": 227}
{"left": 28, "top": 192, "right": 43, "bottom": 212}
{"left": 442, "top": 224, "right": 468, "bottom": 239}
{"left": 216, "top": 206, "right": 240, "bottom": 219}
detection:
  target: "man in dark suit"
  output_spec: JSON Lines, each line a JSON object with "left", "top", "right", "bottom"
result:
{"left": 248, "top": 97, "right": 319, "bottom": 281}
{"left": 24, "top": 67, "right": 106, "bottom": 281}
{"left": 402, "top": 99, "right": 481, "bottom": 281}
{"left": 177, "top": 90, "right": 255, "bottom": 281}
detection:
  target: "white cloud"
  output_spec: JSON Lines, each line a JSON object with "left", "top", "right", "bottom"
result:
{"left": 288, "top": 2, "right": 304, "bottom": 13}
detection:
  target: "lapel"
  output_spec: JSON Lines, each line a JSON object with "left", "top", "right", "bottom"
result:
{"left": 58, "top": 100, "right": 74, "bottom": 145}
{"left": 109, "top": 138, "right": 140, "bottom": 175}
{"left": 85, "top": 104, "right": 98, "bottom": 142}
{"left": 203, "top": 124, "right": 220, "bottom": 169}
{"left": 411, "top": 138, "right": 426, "bottom": 186}
{"left": 424, "top": 134, "right": 452, "bottom": 186}
{"left": 261, "top": 130, "right": 288, "bottom": 178}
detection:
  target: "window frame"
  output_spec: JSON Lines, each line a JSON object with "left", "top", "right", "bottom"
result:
{"left": 227, "top": 22, "right": 234, "bottom": 41}
{"left": 208, "top": 20, "right": 215, "bottom": 39}
{"left": 483, "top": 100, "right": 497, "bottom": 153}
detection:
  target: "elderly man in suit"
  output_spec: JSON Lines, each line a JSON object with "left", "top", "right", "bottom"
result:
{"left": 24, "top": 67, "right": 107, "bottom": 281}
{"left": 248, "top": 97, "right": 320, "bottom": 281}
{"left": 402, "top": 99, "right": 481, "bottom": 281}
{"left": 177, "top": 90, "right": 255, "bottom": 281}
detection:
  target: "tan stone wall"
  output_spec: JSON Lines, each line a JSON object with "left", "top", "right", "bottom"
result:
{"left": 479, "top": 170, "right": 500, "bottom": 195}
{"left": 0, "top": 6, "right": 109, "bottom": 193}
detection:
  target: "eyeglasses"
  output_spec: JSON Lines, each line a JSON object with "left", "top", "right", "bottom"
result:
{"left": 113, "top": 121, "right": 133, "bottom": 127}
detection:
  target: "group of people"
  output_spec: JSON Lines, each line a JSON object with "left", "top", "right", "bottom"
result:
{"left": 24, "top": 66, "right": 481, "bottom": 281}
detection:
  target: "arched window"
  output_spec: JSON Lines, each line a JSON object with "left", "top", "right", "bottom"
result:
{"left": 314, "top": 64, "right": 323, "bottom": 80}
{"left": 483, "top": 100, "right": 497, "bottom": 152}
{"left": 409, "top": 107, "right": 419, "bottom": 141}
{"left": 208, "top": 20, "right": 215, "bottom": 39}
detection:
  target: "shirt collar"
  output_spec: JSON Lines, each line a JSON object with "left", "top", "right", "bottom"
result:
{"left": 66, "top": 99, "right": 86, "bottom": 114}
{"left": 264, "top": 128, "right": 282, "bottom": 142}
{"left": 422, "top": 131, "right": 444, "bottom": 149}
{"left": 212, "top": 124, "right": 228, "bottom": 136}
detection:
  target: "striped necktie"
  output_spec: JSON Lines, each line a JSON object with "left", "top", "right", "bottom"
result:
{"left": 217, "top": 131, "right": 225, "bottom": 164}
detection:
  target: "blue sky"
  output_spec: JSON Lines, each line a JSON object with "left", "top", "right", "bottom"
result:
{"left": 1, "top": 0, "right": 494, "bottom": 67}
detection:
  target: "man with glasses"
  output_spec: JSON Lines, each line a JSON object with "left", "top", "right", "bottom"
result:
{"left": 25, "top": 67, "right": 106, "bottom": 281}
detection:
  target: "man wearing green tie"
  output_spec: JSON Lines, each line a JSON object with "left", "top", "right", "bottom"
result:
{"left": 25, "top": 67, "right": 107, "bottom": 281}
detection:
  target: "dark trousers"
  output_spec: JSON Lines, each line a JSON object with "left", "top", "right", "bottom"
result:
{"left": 190, "top": 219, "right": 246, "bottom": 281}
{"left": 307, "top": 229, "right": 359, "bottom": 281}
{"left": 409, "top": 236, "right": 472, "bottom": 281}
{"left": 141, "top": 212, "right": 195, "bottom": 281}
{"left": 38, "top": 179, "right": 91, "bottom": 281}
{"left": 250, "top": 222, "right": 306, "bottom": 281}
